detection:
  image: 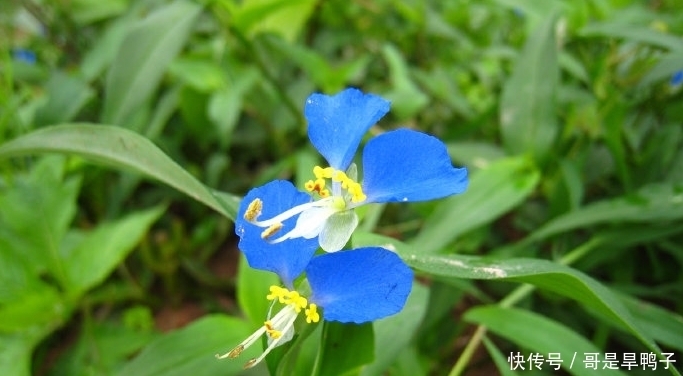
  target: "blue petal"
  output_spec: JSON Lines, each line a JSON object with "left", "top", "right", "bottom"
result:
{"left": 235, "top": 180, "right": 318, "bottom": 287}
{"left": 361, "top": 129, "right": 468, "bottom": 203}
{"left": 307, "top": 247, "right": 413, "bottom": 323}
{"left": 671, "top": 70, "right": 683, "bottom": 86}
{"left": 305, "top": 88, "right": 390, "bottom": 170}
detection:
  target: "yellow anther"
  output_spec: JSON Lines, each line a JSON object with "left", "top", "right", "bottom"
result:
{"left": 243, "top": 358, "right": 258, "bottom": 369}
{"left": 307, "top": 166, "right": 366, "bottom": 203}
{"left": 226, "top": 345, "right": 244, "bottom": 358}
{"left": 266, "top": 285, "right": 289, "bottom": 303}
{"left": 264, "top": 321, "right": 282, "bottom": 339}
{"left": 261, "top": 222, "right": 283, "bottom": 239}
{"left": 244, "top": 198, "right": 263, "bottom": 221}
{"left": 332, "top": 170, "right": 347, "bottom": 182}
{"left": 305, "top": 304, "right": 320, "bottom": 323}
{"left": 285, "top": 291, "right": 308, "bottom": 312}
{"left": 304, "top": 180, "right": 316, "bottom": 191}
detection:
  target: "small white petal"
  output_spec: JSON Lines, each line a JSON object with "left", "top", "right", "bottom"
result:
{"left": 319, "top": 210, "right": 359, "bottom": 252}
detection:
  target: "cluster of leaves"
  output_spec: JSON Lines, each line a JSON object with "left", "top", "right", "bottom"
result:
{"left": 1, "top": 0, "right": 682, "bottom": 375}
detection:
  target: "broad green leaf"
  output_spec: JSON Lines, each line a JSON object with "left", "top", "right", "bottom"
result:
{"left": 499, "top": 9, "right": 559, "bottom": 162}
{"left": 524, "top": 183, "right": 683, "bottom": 243}
{"left": 116, "top": 315, "right": 259, "bottom": 376}
{"left": 169, "top": 58, "right": 227, "bottom": 92}
{"left": 47, "top": 320, "right": 158, "bottom": 376}
{"left": 316, "top": 321, "right": 374, "bottom": 376}
{"left": 230, "top": 0, "right": 317, "bottom": 43}
{"left": 639, "top": 50, "right": 683, "bottom": 87}
{"left": 102, "top": 0, "right": 201, "bottom": 125}
{"left": 0, "top": 156, "right": 80, "bottom": 278}
{"left": 360, "top": 283, "right": 429, "bottom": 376}
{"left": 0, "top": 286, "right": 66, "bottom": 332}
{"left": 446, "top": 141, "right": 506, "bottom": 168}
{"left": 355, "top": 233, "right": 665, "bottom": 365}
{"left": 236, "top": 254, "right": 279, "bottom": 329}
{"left": 580, "top": 22, "right": 683, "bottom": 51}
{"left": 0, "top": 124, "right": 237, "bottom": 220}
{"left": 407, "top": 254, "right": 667, "bottom": 368}
{"left": 34, "top": 72, "right": 94, "bottom": 127}
{"left": 80, "top": 13, "right": 134, "bottom": 81}
{"left": 70, "top": 0, "right": 128, "bottom": 24}
{"left": 63, "top": 205, "right": 165, "bottom": 296}
{"left": 208, "top": 68, "right": 259, "bottom": 147}
{"left": 0, "top": 331, "right": 48, "bottom": 376}
{"left": 411, "top": 157, "right": 540, "bottom": 253}
{"left": 465, "top": 306, "right": 627, "bottom": 376}
{"left": 618, "top": 295, "right": 683, "bottom": 353}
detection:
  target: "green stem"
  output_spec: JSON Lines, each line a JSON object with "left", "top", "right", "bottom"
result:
{"left": 447, "top": 236, "right": 603, "bottom": 376}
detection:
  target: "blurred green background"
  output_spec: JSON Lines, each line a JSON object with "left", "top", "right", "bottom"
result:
{"left": 1, "top": 0, "right": 682, "bottom": 375}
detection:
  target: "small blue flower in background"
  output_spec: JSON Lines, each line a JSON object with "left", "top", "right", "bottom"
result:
{"left": 239, "top": 88, "right": 468, "bottom": 252}
{"left": 671, "top": 70, "right": 683, "bottom": 87}
{"left": 216, "top": 246, "right": 412, "bottom": 368}
{"left": 12, "top": 48, "right": 36, "bottom": 64}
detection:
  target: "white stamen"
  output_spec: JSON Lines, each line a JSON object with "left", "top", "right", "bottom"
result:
{"left": 243, "top": 305, "right": 299, "bottom": 368}
{"left": 269, "top": 206, "right": 336, "bottom": 244}
{"left": 250, "top": 198, "right": 335, "bottom": 227}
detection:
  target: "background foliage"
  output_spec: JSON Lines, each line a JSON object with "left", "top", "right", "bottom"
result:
{"left": 1, "top": 0, "right": 682, "bottom": 375}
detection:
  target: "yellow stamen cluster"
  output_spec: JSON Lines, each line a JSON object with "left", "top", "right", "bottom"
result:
{"left": 266, "top": 285, "right": 320, "bottom": 331}
{"left": 304, "top": 166, "right": 366, "bottom": 203}
{"left": 305, "top": 304, "right": 320, "bottom": 323}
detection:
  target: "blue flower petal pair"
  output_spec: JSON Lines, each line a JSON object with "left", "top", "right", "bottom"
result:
{"left": 307, "top": 88, "right": 468, "bottom": 203}
{"left": 235, "top": 180, "right": 317, "bottom": 287}
{"left": 237, "top": 88, "right": 469, "bottom": 253}
{"left": 236, "top": 181, "right": 413, "bottom": 323}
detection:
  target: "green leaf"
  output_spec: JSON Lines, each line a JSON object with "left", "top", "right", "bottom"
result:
{"left": 639, "top": 50, "right": 683, "bottom": 87}
{"left": 70, "top": 0, "right": 128, "bottom": 24}
{"left": 102, "top": 0, "right": 202, "bottom": 125}
{"left": 63, "top": 205, "right": 165, "bottom": 296}
{"left": 618, "top": 295, "right": 683, "bottom": 353}
{"left": 580, "top": 22, "right": 683, "bottom": 51}
{"left": 482, "top": 337, "right": 517, "bottom": 376}
{"left": 465, "top": 306, "right": 628, "bottom": 376}
{"left": 315, "top": 322, "right": 374, "bottom": 376}
{"left": 230, "top": 0, "right": 317, "bottom": 43}
{"left": 0, "top": 124, "right": 237, "bottom": 220}
{"left": 0, "top": 156, "right": 80, "bottom": 278}
{"left": 169, "top": 58, "right": 227, "bottom": 92}
{"left": 0, "top": 286, "right": 67, "bottom": 332}
{"left": 355, "top": 233, "right": 666, "bottom": 366}
{"left": 116, "top": 315, "right": 259, "bottom": 376}
{"left": 34, "top": 72, "right": 94, "bottom": 127}
{"left": 406, "top": 254, "right": 667, "bottom": 366}
{"left": 499, "top": 9, "right": 559, "bottom": 162}
{"left": 236, "top": 254, "right": 280, "bottom": 329}
{"left": 360, "top": 283, "right": 429, "bottom": 376}
{"left": 382, "top": 44, "right": 429, "bottom": 120}
{"left": 0, "top": 331, "right": 48, "bottom": 376}
{"left": 410, "top": 157, "right": 540, "bottom": 253}
{"left": 524, "top": 183, "right": 683, "bottom": 243}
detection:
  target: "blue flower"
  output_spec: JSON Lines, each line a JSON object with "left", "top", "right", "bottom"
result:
{"left": 671, "top": 70, "right": 683, "bottom": 87}
{"left": 240, "top": 88, "right": 468, "bottom": 252}
{"left": 217, "top": 246, "right": 413, "bottom": 368}
{"left": 12, "top": 49, "right": 36, "bottom": 64}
